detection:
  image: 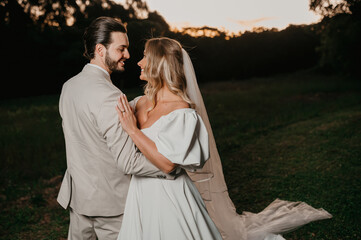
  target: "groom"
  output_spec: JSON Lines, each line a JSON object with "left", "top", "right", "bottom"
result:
{"left": 57, "top": 16, "right": 175, "bottom": 239}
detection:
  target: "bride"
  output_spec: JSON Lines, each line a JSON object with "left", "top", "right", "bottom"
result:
{"left": 116, "top": 37, "right": 332, "bottom": 240}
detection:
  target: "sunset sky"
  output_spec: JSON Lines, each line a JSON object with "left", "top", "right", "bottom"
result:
{"left": 117, "top": 0, "right": 321, "bottom": 33}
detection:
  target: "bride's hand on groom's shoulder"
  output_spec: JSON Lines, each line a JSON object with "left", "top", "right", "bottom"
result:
{"left": 116, "top": 94, "right": 138, "bottom": 135}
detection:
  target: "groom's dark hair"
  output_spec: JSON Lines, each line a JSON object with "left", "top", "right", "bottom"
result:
{"left": 83, "top": 16, "right": 127, "bottom": 60}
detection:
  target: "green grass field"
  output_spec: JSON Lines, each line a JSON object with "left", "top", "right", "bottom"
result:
{"left": 1, "top": 70, "right": 360, "bottom": 239}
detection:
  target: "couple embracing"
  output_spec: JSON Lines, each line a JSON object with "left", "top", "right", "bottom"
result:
{"left": 57, "top": 17, "right": 331, "bottom": 240}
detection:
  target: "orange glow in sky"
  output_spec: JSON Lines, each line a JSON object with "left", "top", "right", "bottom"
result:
{"left": 117, "top": 0, "right": 321, "bottom": 33}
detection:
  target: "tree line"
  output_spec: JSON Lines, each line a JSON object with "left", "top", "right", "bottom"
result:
{"left": 0, "top": 0, "right": 360, "bottom": 99}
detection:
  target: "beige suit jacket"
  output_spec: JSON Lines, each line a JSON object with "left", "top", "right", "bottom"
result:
{"left": 57, "top": 64, "right": 173, "bottom": 217}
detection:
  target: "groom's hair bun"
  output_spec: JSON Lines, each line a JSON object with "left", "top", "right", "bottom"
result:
{"left": 83, "top": 16, "right": 127, "bottom": 60}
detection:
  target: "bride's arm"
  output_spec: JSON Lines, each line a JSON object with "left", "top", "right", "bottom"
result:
{"left": 116, "top": 94, "right": 177, "bottom": 174}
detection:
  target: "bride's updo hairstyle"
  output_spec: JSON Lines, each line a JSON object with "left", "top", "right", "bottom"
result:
{"left": 142, "top": 37, "right": 194, "bottom": 110}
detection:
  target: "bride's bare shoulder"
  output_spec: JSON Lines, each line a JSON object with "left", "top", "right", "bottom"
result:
{"left": 135, "top": 95, "right": 150, "bottom": 111}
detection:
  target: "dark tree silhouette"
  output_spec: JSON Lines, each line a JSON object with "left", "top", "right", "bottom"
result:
{"left": 309, "top": 0, "right": 361, "bottom": 76}
{"left": 0, "top": 0, "right": 33, "bottom": 27}
{"left": 0, "top": 0, "right": 326, "bottom": 99}
{"left": 310, "top": 0, "right": 361, "bottom": 17}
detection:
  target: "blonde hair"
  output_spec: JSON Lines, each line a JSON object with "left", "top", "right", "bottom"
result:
{"left": 142, "top": 37, "right": 194, "bottom": 110}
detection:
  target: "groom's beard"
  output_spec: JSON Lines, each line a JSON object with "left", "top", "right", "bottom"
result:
{"left": 105, "top": 52, "right": 125, "bottom": 73}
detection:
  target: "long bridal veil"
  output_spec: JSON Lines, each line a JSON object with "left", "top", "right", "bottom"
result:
{"left": 182, "top": 48, "right": 332, "bottom": 240}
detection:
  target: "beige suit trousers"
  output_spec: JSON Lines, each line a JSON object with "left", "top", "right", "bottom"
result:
{"left": 68, "top": 208, "right": 123, "bottom": 240}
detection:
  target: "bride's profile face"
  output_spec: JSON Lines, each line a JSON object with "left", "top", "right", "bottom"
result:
{"left": 137, "top": 52, "right": 147, "bottom": 81}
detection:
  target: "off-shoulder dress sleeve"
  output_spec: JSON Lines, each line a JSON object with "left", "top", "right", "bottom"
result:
{"left": 128, "top": 95, "right": 143, "bottom": 111}
{"left": 154, "top": 109, "right": 210, "bottom": 171}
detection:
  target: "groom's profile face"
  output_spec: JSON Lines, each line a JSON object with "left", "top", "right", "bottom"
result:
{"left": 104, "top": 32, "right": 130, "bottom": 73}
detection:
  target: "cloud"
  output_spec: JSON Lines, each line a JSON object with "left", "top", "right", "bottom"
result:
{"left": 230, "top": 17, "right": 277, "bottom": 28}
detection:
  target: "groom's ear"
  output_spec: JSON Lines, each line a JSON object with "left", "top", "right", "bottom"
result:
{"left": 95, "top": 43, "right": 105, "bottom": 58}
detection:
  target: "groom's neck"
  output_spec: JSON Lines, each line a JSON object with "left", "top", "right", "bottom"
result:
{"left": 90, "top": 58, "right": 111, "bottom": 75}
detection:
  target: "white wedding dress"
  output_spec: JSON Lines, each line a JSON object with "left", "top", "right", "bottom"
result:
{"left": 118, "top": 48, "right": 332, "bottom": 240}
{"left": 117, "top": 108, "right": 222, "bottom": 240}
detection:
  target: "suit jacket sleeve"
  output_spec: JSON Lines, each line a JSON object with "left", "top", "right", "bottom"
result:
{"left": 96, "top": 90, "right": 175, "bottom": 179}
